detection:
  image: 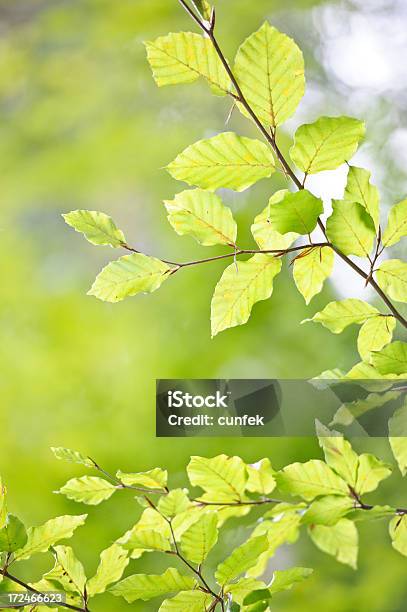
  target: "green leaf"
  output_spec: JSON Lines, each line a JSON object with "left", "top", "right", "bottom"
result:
{"left": 376, "top": 259, "right": 407, "bottom": 303}
{"left": 302, "top": 496, "right": 354, "bottom": 526}
{"left": 192, "top": 1, "right": 212, "bottom": 21}
{"left": 354, "top": 454, "right": 392, "bottom": 495}
{"left": 251, "top": 190, "right": 298, "bottom": 251}
{"left": 158, "top": 489, "right": 192, "bottom": 518}
{"left": 118, "top": 528, "right": 171, "bottom": 553}
{"left": 326, "top": 200, "right": 375, "bottom": 257}
{"left": 344, "top": 166, "right": 380, "bottom": 230}
{"left": 62, "top": 210, "right": 125, "bottom": 248}
{"left": 58, "top": 476, "right": 116, "bottom": 506}
{"left": 243, "top": 567, "right": 313, "bottom": 604}
{"left": 117, "top": 509, "right": 171, "bottom": 558}
{"left": 225, "top": 578, "right": 266, "bottom": 606}
{"left": 88, "top": 253, "right": 172, "bottom": 303}
{"left": 167, "top": 132, "right": 275, "bottom": 192}
{"left": 357, "top": 315, "right": 396, "bottom": 361}
{"left": 211, "top": 254, "right": 282, "bottom": 337}
{"left": 316, "top": 420, "right": 359, "bottom": 485}
{"left": 347, "top": 505, "right": 396, "bottom": 522}
{"left": 50, "top": 447, "right": 94, "bottom": 468}
{"left": 14, "top": 514, "right": 87, "bottom": 561}
{"left": 0, "top": 515, "right": 27, "bottom": 553}
{"left": 145, "top": 32, "right": 230, "bottom": 95}
{"left": 308, "top": 519, "right": 358, "bottom": 569}
{"left": 389, "top": 515, "right": 407, "bottom": 557}
{"left": 159, "top": 590, "right": 212, "bottom": 611}
{"left": 293, "top": 246, "right": 334, "bottom": 304}
{"left": 110, "top": 567, "right": 195, "bottom": 603}
{"left": 388, "top": 401, "right": 407, "bottom": 476}
{"left": 372, "top": 342, "right": 407, "bottom": 375}
{"left": 304, "top": 299, "right": 378, "bottom": 333}
{"left": 276, "top": 460, "right": 349, "bottom": 501}
{"left": 180, "top": 512, "right": 218, "bottom": 564}
{"left": 234, "top": 22, "right": 305, "bottom": 128}
{"left": 215, "top": 535, "right": 269, "bottom": 585}
{"left": 164, "top": 189, "right": 237, "bottom": 247}
{"left": 87, "top": 544, "right": 129, "bottom": 597}
{"left": 290, "top": 116, "right": 365, "bottom": 175}
{"left": 45, "top": 545, "right": 86, "bottom": 594}
{"left": 382, "top": 199, "right": 407, "bottom": 247}
{"left": 330, "top": 391, "right": 401, "bottom": 427}
{"left": 265, "top": 190, "right": 323, "bottom": 235}
{"left": 246, "top": 459, "right": 276, "bottom": 495}
{"left": 117, "top": 468, "right": 168, "bottom": 491}
{"left": 187, "top": 455, "right": 247, "bottom": 498}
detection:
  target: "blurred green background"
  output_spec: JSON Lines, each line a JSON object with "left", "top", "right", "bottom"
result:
{"left": 0, "top": 0, "right": 406, "bottom": 610}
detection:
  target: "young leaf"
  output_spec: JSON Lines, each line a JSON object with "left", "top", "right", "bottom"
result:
{"left": 354, "top": 454, "right": 392, "bottom": 495}
{"left": 308, "top": 519, "right": 358, "bottom": 569}
{"left": 290, "top": 116, "right": 365, "bottom": 175}
{"left": 357, "top": 315, "right": 396, "bottom": 361}
{"left": 225, "top": 578, "right": 266, "bottom": 606}
{"left": 62, "top": 210, "right": 125, "bottom": 248}
{"left": 14, "top": 514, "right": 87, "bottom": 561}
{"left": 266, "top": 190, "right": 323, "bottom": 235}
{"left": 246, "top": 459, "right": 276, "bottom": 495}
{"left": 116, "top": 468, "right": 168, "bottom": 490}
{"left": 376, "top": 259, "right": 407, "bottom": 303}
{"left": 302, "top": 496, "right": 354, "bottom": 526}
{"left": 159, "top": 590, "right": 212, "bottom": 611}
{"left": 276, "top": 460, "right": 349, "bottom": 501}
{"left": 344, "top": 166, "right": 380, "bottom": 229}
{"left": 371, "top": 342, "right": 407, "bottom": 375}
{"left": 316, "top": 420, "right": 359, "bottom": 485}
{"left": 180, "top": 512, "right": 218, "bottom": 564}
{"left": 88, "top": 254, "right": 172, "bottom": 303}
{"left": 144, "top": 32, "right": 230, "bottom": 95}
{"left": 187, "top": 455, "right": 247, "bottom": 498}
{"left": 158, "top": 489, "right": 192, "bottom": 518}
{"left": 304, "top": 299, "right": 378, "bottom": 333}
{"left": 331, "top": 391, "right": 401, "bottom": 427}
{"left": 118, "top": 528, "right": 171, "bottom": 552}
{"left": 58, "top": 476, "right": 116, "bottom": 506}
{"left": 251, "top": 190, "right": 299, "bottom": 251}
{"left": 326, "top": 200, "right": 375, "bottom": 257}
{"left": 215, "top": 535, "right": 269, "bottom": 585}
{"left": 192, "top": 1, "right": 212, "bottom": 21}
{"left": 110, "top": 567, "right": 195, "bottom": 603}
{"left": 234, "top": 22, "right": 305, "bottom": 127}
{"left": 51, "top": 447, "right": 94, "bottom": 468}
{"left": 388, "top": 401, "right": 407, "bottom": 476}
{"left": 243, "top": 567, "right": 313, "bottom": 604}
{"left": 0, "top": 515, "right": 27, "bottom": 553}
{"left": 46, "top": 545, "right": 86, "bottom": 594}
{"left": 382, "top": 198, "right": 407, "bottom": 247}
{"left": 117, "top": 509, "right": 171, "bottom": 557}
{"left": 164, "top": 189, "right": 237, "bottom": 247}
{"left": 167, "top": 132, "right": 275, "bottom": 192}
{"left": 293, "top": 246, "right": 334, "bottom": 304}
{"left": 389, "top": 515, "right": 407, "bottom": 557}
{"left": 211, "top": 254, "right": 282, "bottom": 337}
{"left": 87, "top": 544, "right": 129, "bottom": 597}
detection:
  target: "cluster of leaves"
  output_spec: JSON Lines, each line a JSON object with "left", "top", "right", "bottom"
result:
{"left": 63, "top": 0, "right": 407, "bottom": 377}
{"left": 2, "top": 420, "right": 406, "bottom": 611}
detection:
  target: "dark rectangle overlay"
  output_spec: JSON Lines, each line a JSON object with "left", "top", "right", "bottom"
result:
{"left": 156, "top": 379, "right": 407, "bottom": 437}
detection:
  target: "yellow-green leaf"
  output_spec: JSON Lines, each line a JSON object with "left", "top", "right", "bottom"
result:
{"left": 14, "top": 515, "right": 87, "bottom": 561}
{"left": 215, "top": 535, "right": 269, "bottom": 585}
{"left": 116, "top": 468, "right": 167, "bottom": 491}
{"left": 388, "top": 401, "right": 407, "bottom": 476}
{"left": 118, "top": 528, "right": 171, "bottom": 552}
{"left": 293, "top": 246, "right": 334, "bottom": 304}
{"left": 211, "top": 254, "right": 282, "bottom": 337}
{"left": 88, "top": 254, "right": 172, "bottom": 303}
{"left": 164, "top": 189, "right": 237, "bottom": 246}
{"left": 304, "top": 299, "right": 378, "bottom": 333}
{"left": 344, "top": 166, "right": 380, "bottom": 229}
{"left": 243, "top": 567, "right": 313, "bottom": 604}
{"left": 276, "top": 460, "right": 349, "bottom": 501}
{"left": 251, "top": 190, "right": 298, "bottom": 251}
{"left": 234, "top": 22, "right": 305, "bottom": 127}
{"left": 180, "top": 512, "right": 218, "bottom": 564}
{"left": 316, "top": 421, "right": 359, "bottom": 486}
{"left": 290, "top": 116, "right": 365, "bottom": 175}
{"left": 225, "top": 578, "right": 266, "bottom": 606}
{"left": 0, "top": 515, "right": 27, "bottom": 553}
{"left": 167, "top": 132, "right": 275, "bottom": 192}
{"left": 187, "top": 455, "right": 247, "bottom": 498}
{"left": 45, "top": 545, "right": 86, "bottom": 594}
{"left": 145, "top": 32, "right": 230, "bottom": 95}
{"left": 192, "top": 1, "right": 212, "bottom": 21}
{"left": 357, "top": 315, "right": 396, "bottom": 361}
{"left": 389, "top": 515, "right": 407, "bottom": 557}
{"left": 266, "top": 190, "right": 323, "bottom": 235}
{"left": 326, "top": 200, "right": 375, "bottom": 257}
{"left": 62, "top": 210, "right": 125, "bottom": 248}
{"left": 354, "top": 454, "right": 392, "bottom": 496}
{"left": 158, "top": 489, "right": 192, "bottom": 518}
{"left": 58, "top": 476, "right": 116, "bottom": 506}
{"left": 376, "top": 259, "right": 407, "bottom": 303}
{"left": 371, "top": 342, "right": 407, "bottom": 376}
{"left": 87, "top": 544, "right": 129, "bottom": 597}
{"left": 159, "top": 590, "right": 212, "bottom": 611}
{"left": 382, "top": 199, "right": 407, "bottom": 247}
{"left": 302, "top": 496, "right": 354, "bottom": 526}
{"left": 246, "top": 459, "right": 276, "bottom": 495}
{"left": 308, "top": 519, "right": 358, "bottom": 569}
{"left": 110, "top": 567, "right": 195, "bottom": 603}
{"left": 51, "top": 447, "right": 94, "bottom": 468}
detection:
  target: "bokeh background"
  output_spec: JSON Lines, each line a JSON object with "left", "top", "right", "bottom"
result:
{"left": 1, "top": 0, "right": 406, "bottom": 610}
